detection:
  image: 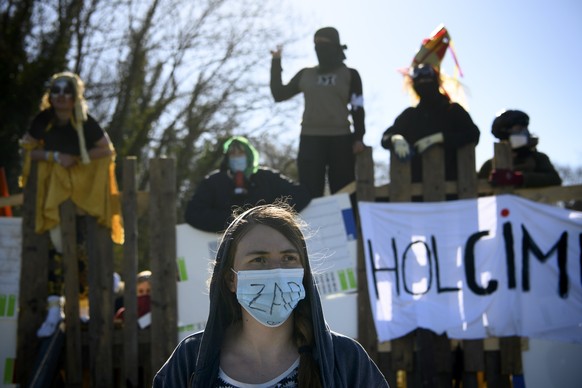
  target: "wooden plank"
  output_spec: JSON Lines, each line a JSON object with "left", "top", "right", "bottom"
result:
{"left": 421, "top": 145, "right": 446, "bottom": 202}
{"left": 60, "top": 200, "right": 83, "bottom": 386}
{"left": 388, "top": 152, "right": 412, "bottom": 202}
{"left": 149, "top": 158, "right": 178, "bottom": 378}
{"left": 387, "top": 152, "right": 416, "bottom": 380}
{"left": 492, "top": 142, "right": 514, "bottom": 196}
{"left": 463, "top": 339, "right": 485, "bottom": 372}
{"left": 15, "top": 163, "right": 49, "bottom": 385}
{"left": 355, "top": 147, "right": 378, "bottom": 361}
{"left": 415, "top": 147, "right": 447, "bottom": 387}
{"left": 376, "top": 181, "right": 582, "bottom": 203}
{"left": 500, "top": 336, "right": 523, "bottom": 375}
{"left": 122, "top": 157, "right": 139, "bottom": 386}
{"left": 515, "top": 184, "right": 582, "bottom": 203}
{"left": 456, "top": 144, "right": 478, "bottom": 200}
{"left": 86, "top": 217, "right": 114, "bottom": 387}
{"left": 491, "top": 144, "right": 524, "bottom": 381}
{"left": 391, "top": 332, "right": 414, "bottom": 371}
{"left": 415, "top": 329, "right": 438, "bottom": 387}
{"left": 377, "top": 349, "right": 397, "bottom": 388}
{"left": 485, "top": 351, "right": 507, "bottom": 388}
{"left": 456, "top": 145, "right": 486, "bottom": 386}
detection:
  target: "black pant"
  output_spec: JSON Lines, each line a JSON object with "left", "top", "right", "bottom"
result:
{"left": 297, "top": 134, "right": 355, "bottom": 198}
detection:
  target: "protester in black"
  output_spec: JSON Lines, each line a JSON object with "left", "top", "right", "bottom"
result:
{"left": 270, "top": 27, "right": 366, "bottom": 198}
{"left": 381, "top": 25, "right": 480, "bottom": 184}
{"left": 478, "top": 110, "right": 562, "bottom": 188}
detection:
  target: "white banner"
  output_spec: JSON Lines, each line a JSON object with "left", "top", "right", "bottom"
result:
{"left": 0, "top": 217, "right": 22, "bottom": 387}
{"left": 359, "top": 195, "right": 582, "bottom": 343}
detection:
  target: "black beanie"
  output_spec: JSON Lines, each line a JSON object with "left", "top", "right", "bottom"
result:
{"left": 314, "top": 27, "right": 346, "bottom": 49}
{"left": 491, "top": 110, "right": 530, "bottom": 140}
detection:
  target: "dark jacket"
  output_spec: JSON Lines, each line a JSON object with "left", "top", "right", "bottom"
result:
{"left": 153, "top": 213, "right": 389, "bottom": 387}
{"left": 381, "top": 95, "right": 480, "bottom": 182}
{"left": 184, "top": 168, "right": 311, "bottom": 232}
{"left": 478, "top": 148, "right": 562, "bottom": 188}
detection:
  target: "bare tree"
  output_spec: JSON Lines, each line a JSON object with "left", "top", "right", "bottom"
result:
{"left": 1, "top": 0, "right": 304, "bottom": 216}
{"left": 556, "top": 164, "right": 582, "bottom": 185}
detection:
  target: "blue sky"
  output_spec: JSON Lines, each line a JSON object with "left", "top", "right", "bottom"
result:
{"left": 276, "top": 0, "right": 582, "bottom": 179}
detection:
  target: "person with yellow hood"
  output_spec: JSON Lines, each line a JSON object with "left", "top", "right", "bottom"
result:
{"left": 20, "top": 71, "right": 123, "bottom": 337}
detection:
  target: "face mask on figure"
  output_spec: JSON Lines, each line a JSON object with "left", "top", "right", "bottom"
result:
{"left": 315, "top": 42, "right": 344, "bottom": 72}
{"left": 314, "top": 27, "right": 346, "bottom": 73}
{"left": 411, "top": 64, "right": 442, "bottom": 102}
{"left": 507, "top": 126, "right": 537, "bottom": 151}
{"left": 232, "top": 267, "right": 305, "bottom": 327}
{"left": 228, "top": 219, "right": 307, "bottom": 328}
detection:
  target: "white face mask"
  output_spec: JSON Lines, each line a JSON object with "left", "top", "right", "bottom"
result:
{"left": 229, "top": 155, "right": 247, "bottom": 172}
{"left": 232, "top": 267, "right": 305, "bottom": 327}
{"left": 509, "top": 133, "right": 529, "bottom": 149}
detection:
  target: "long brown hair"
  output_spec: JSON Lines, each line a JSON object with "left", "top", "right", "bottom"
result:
{"left": 211, "top": 202, "right": 322, "bottom": 387}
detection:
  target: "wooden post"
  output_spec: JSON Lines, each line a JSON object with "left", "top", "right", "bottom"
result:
{"left": 86, "top": 216, "right": 114, "bottom": 387}
{"left": 122, "top": 157, "right": 139, "bottom": 386}
{"left": 355, "top": 147, "right": 378, "bottom": 360}
{"left": 149, "top": 157, "right": 178, "bottom": 379}
{"left": 457, "top": 144, "right": 478, "bottom": 199}
{"left": 60, "top": 200, "right": 83, "bottom": 386}
{"left": 455, "top": 144, "right": 485, "bottom": 388}
{"left": 388, "top": 152, "right": 415, "bottom": 386}
{"left": 389, "top": 151, "right": 412, "bottom": 202}
{"left": 16, "top": 162, "right": 49, "bottom": 385}
{"left": 418, "top": 146, "right": 449, "bottom": 388}
{"left": 491, "top": 141, "right": 523, "bottom": 386}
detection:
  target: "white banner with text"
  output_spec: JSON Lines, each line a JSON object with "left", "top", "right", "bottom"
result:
{"left": 359, "top": 195, "right": 582, "bottom": 343}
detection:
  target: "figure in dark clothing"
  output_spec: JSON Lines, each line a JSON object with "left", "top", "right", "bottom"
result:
{"left": 184, "top": 136, "right": 311, "bottom": 233}
{"left": 154, "top": 204, "right": 388, "bottom": 387}
{"left": 478, "top": 110, "right": 562, "bottom": 187}
{"left": 270, "top": 27, "right": 366, "bottom": 198}
{"left": 381, "top": 25, "right": 480, "bottom": 183}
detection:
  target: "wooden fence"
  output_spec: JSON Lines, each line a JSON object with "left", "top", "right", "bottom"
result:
{"left": 8, "top": 147, "right": 582, "bottom": 387}
{"left": 354, "top": 142, "right": 582, "bottom": 388}
{"left": 15, "top": 157, "right": 178, "bottom": 388}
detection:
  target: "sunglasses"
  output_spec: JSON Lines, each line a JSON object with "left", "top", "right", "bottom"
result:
{"left": 50, "top": 84, "right": 74, "bottom": 97}
{"left": 410, "top": 65, "right": 436, "bottom": 80}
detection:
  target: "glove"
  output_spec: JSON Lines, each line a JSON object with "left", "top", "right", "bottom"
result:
{"left": 489, "top": 169, "right": 524, "bottom": 186}
{"left": 391, "top": 135, "right": 411, "bottom": 160}
{"left": 414, "top": 132, "right": 444, "bottom": 153}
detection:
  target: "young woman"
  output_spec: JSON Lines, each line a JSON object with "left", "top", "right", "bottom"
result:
{"left": 153, "top": 203, "right": 388, "bottom": 387}
{"left": 20, "top": 71, "right": 123, "bottom": 337}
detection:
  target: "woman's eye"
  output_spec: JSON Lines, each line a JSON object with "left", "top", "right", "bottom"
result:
{"left": 251, "top": 256, "right": 267, "bottom": 263}
{"left": 283, "top": 255, "right": 299, "bottom": 262}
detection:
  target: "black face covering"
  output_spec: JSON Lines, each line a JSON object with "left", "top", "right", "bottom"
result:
{"left": 315, "top": 42, "right": 344, "bottom": 72}
{"left": 413, "top": 79, "right": 441, "bottom": 102}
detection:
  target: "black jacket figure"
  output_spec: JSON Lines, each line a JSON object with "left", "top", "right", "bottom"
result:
{"left": 184, "top": 136, "right": 311, "bottom": 232}
{"left": 270, "top": 27, "right": 366, "bottom": 198}
{"left": 381, "top": 25, "right": 480, "bottom": 184}
{"left": 478, "top": 110, "right": 562, "bottom": 188}
{"left": 154, "top": 204, "right": 388, "bottom": 387}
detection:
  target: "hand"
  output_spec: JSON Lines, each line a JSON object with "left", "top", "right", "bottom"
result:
{"left": 414, "top": 132, "right": 444, "bottom": 153}
{"left": 352, "top": 140, "right": 365, "bottom": 154}
{"left": 489, "top": 169, "right": 524, "bottom": 186}
{"left": 391, "top": 135, "right": 410, "bottom": 160}
{"left": 270, "top": 44, "right": 282, "bottom": 59}
{"left": 58, "top": 153, "right": 78, "bottom": 168}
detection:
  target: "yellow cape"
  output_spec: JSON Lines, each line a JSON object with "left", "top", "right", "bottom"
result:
{"left": 21, "top": 144, "right": 124, "bottom": 244}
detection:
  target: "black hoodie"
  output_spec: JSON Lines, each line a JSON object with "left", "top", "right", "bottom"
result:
{"left": 153, "top": 213, "right": 389, "bottom": 387}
